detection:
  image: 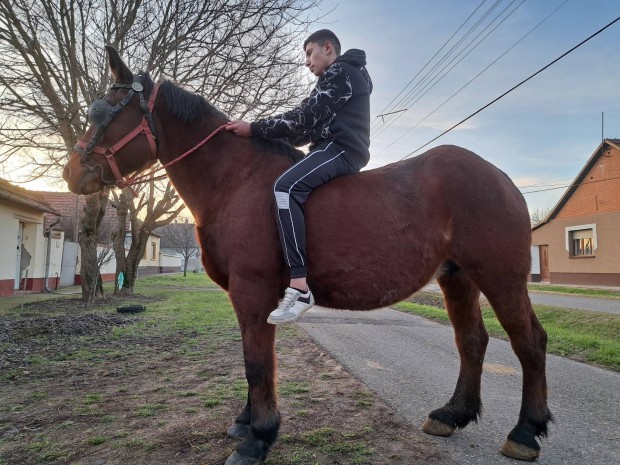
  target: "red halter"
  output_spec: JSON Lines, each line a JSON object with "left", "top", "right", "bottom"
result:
{"left": 75, "top": 80, "right": 228, "bottom": 194}
{"left": 74, "top": 82, "right": 160, "bottom": 190}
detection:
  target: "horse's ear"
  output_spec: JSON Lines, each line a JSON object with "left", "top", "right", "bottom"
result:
{"left": 105, "top": 45, "right": 132, "bottom": 84}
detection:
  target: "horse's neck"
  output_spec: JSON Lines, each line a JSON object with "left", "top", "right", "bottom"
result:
{"left": 157, "top": 119, "right": 278, "bottom": 222}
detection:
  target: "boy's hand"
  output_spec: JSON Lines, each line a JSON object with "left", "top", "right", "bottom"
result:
{"left": 226, "top": 121, "right": 252, "bottom": 137}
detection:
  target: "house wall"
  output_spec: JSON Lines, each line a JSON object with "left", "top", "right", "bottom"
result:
{"left": 139, "top": 236, "right": 161, "bottom": 276}
{"left": 0, "top": 200, "right": 63, "bottom": 295}
{"left": 532, "top": 212, "right": 620, "bottom": 285}
{"left": 74, "top": 246, "right": 118, "bottom": 284}
{"left": 159, "top": 252, "right": 182, "bottom": 273}
{"left": 0, "top": 202, "right": 24, "bottom": 295}
{"left": 557, "top": 144, "right": 620, "bottom": 218}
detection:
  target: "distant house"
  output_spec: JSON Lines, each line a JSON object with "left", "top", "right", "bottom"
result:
{"left": 531, "top": 139, "right": 620, "bottom": 286}
{"left": 156, "top": 222, "right": 202, "bottom": 274}
{"left": 38, "top": 191, "right": 180, "bottom": 282}
{"left": 38, "top": 191, "right": 119, "bottom": 242}
{"left": 0, "top": 178, "right": 63, "bottom": 296}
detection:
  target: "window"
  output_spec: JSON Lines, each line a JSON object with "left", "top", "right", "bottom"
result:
{"left": 565, "top": 224, "right": 597, "bottom": 258}
{"left": 571, "top": 229, "right": 593, "bottom": 256}
{"left": 151, "top": 242, "right": 157, "bottom": 259}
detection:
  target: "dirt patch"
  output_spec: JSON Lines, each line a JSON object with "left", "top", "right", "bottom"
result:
{"left": 0, "top": 296, "right": 453, "bottom": 465}
{"left": 1, "top": 313, "right": 133, "bottom": 343}
{"left": 407, "top": 292, "right": 446, "bottom": 309}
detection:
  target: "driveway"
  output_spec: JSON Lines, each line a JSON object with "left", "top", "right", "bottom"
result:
{"left": 299, "top": 307, "right": 620, "bottom": 465}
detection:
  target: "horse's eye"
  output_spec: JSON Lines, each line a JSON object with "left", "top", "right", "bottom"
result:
{"left": 88, "top": 99, "right": 114, "bottom": 127}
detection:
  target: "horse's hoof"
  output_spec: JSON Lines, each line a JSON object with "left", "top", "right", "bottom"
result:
{"left": 422, "top": 417, "right": 456, "bottom": 437}
{"left": 227, "top": 423, "right": 250, "bottom": 439}
{"left": 501, "top": 439, "right": 540, "bottom": 461}
{"left": 224, "top": 451, "right": 261, "bottom": 465}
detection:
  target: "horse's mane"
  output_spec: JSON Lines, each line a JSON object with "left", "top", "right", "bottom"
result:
{"left": 160, "top": 80, "right": 227, "bottom": 124}
{"left": 159, "top": 80, "right": 303, "bottom": 164}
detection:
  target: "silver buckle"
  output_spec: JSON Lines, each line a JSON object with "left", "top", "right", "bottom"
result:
{"left": 132, "top": 82, "right": 144, "bottom": 92}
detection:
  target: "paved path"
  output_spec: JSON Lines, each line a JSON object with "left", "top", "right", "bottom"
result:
{"left": 422, "top": 282, "right": 620, "bottom": 315}
{"left": 299, "top": 307, "right": 620, "bottom": 465}
{"left": 527, "top": 293, "right": 620, "bottom": 315}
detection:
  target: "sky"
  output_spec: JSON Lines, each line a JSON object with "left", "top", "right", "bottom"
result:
{"left": 313, "top": 0, "right": 620, "bottom": 214}
{"left": 4, "top": 0, "right": 619, "bottom": 217}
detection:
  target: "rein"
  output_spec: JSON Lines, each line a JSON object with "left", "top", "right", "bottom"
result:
{"left": 122, "top": 124, "right": 228, "bottom": 188}
{"left": 74, "top": 75, "right": 228, "bottom": 193}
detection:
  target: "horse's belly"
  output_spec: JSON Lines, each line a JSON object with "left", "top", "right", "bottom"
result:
{"left": 310, "top": 253, "right": 439, "bottom": 311}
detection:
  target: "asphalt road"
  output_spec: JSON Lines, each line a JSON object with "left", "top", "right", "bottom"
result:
{"left": 527, "top": 293, "right": 620, "bottom": 315}
{"left": 422, "top": 282, "right": 620, "bottom": 315}
{"left": 298, "top": 306, "right": 620, "bottom": 465}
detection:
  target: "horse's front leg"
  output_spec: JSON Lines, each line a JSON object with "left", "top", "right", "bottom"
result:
{"left": 225, "top": 282, "right": 280, "bottom": 465}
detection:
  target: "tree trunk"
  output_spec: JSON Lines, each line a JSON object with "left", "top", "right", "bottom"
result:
{"left": 79, "top": 192, "right": 108, "bottom": 304}
{"left": 121, "top": 229, "right": 150, "bottom": 295}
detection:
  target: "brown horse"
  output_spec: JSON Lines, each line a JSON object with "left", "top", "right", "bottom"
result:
{"left": 63, "top": 46, "right": 552, "bottom": 464}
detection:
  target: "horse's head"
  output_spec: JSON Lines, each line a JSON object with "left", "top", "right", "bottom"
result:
{"left": 63, "top": 46, "right": 159, "bottom": 194}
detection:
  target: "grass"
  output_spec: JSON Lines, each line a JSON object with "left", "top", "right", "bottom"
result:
{"left": 26, "top": 435, "right": 68, "bottom": 463}
{"left": 0, "top": 273, "right": 362, "bottom": 463}
{"left": 394, "top": 299, "right": 620, "bottom": 371}
{"left": 275, "top": 427, "right": 373, "bottom": 464}
{"left": 528, "top": 283, "right": 620, "bottom": 299}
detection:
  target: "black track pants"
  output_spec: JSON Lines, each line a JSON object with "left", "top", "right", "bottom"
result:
{"left": 273, "top": 142, "right": 359, "bottom": 279}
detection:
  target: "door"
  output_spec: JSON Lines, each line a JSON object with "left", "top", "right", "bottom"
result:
{"left": 539, "top": 245, "right": 550, "bottom": 282}
{"left": 60, "top": 241, "right": 79, "bottom": 287}
{"left": 14, "top": 222, "right": 23, "bottom": 289}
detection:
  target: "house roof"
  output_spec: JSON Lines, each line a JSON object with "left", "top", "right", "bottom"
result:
{"left": 533, "top": 138, "right": 620, "bottom": 230}
{"left": 0, "top": 178, "right": 61, "bottom": 216}
{"left": 39, "top": 191, "right": 131, "bottom": 237}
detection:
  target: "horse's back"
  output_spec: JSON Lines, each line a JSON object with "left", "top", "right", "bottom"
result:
{"left": 306, "top": 145, "right": 531, "bottom": 308}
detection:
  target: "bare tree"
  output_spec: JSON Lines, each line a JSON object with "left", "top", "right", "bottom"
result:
{"left": 111, "top": 180, "right": 184, "bottom": 294}
{"left": 157, "top": 217, "right": 200, "bottom": 277}
{"left": 0, "top": 0, "right": 322, "bottom": 297}
{"left": 80, "top": 190, "right": 111, "bottom": 303}
{"left": 530, "top": 206, "right": 552, "bottom": 227}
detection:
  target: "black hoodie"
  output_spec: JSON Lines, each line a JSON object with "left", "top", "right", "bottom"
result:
{"left": 251, "top": 49, "right": 373, "bottom": 169}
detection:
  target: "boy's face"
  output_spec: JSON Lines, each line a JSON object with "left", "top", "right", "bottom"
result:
{"left": 305, "top": 40, "right": 336, "bottom": 77}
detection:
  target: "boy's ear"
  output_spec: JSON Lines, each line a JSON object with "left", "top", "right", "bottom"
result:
{"left": 323, "top": 40, "right": 335, "bottom": 56}
{"left": 105, "top": 45, "right": 133, "bottom": 83}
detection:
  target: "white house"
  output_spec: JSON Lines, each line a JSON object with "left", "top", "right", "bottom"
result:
{"left": 0, "top": 178, "right": 63, "bottom": 296}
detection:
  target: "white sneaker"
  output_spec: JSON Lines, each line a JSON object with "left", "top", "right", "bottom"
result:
{"left": 267, "top": 287, "right": 315, "bottom": 325}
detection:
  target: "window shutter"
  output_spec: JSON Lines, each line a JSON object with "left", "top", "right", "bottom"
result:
{"left": 572, "top": 229, "right": 592, "bottom": 240}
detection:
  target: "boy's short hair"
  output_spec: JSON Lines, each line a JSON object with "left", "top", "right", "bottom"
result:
{"left": 304, "top": 29, "right": 341, "bottom": 56}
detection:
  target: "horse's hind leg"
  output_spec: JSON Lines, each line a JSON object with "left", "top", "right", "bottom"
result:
{"left": 423, "top": 263, "right": 489, "bottom": 436}
{"left": 481, "top": 280, "right": 552, "bottom": 461}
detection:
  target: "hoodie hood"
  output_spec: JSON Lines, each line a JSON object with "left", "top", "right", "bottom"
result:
{"left": 335, "top": 49, "right": 367, "bottom": 67}
{"left": 335, "top": 49, "right": 373, "bottom": 94}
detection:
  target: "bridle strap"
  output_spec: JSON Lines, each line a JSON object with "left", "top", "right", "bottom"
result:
{"left": 74, "top": 75, "right": 229, "bottom": 192}
{"left": 122, "top": 124, "right": 228, "bottom": 187}
{"left": 74, "top": 79, "right": 160, "bottom": 190}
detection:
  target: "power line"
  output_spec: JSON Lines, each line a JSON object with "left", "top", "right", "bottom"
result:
{"left": 520, "top": 173, "right": 620, "bottom": 195}
{"left": 371, "top": 0, "right": 502, "bottom": 131}
{"left": 398, "top": 15, "right": 620, "bottom": 161}
{"left": 372, "top": 0, "right": 489, "bottom": 126}
{"left": 373, "top": 0, "right": 505, "bottom": 133}
{"left": 373, "top": 0, "right": 568, "bottom": 157}
{"left": 372, "top": 0, "right": 524, "bottom": 140}
{"left": 516, "top": 176, "right": 576, "bottom": 189}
